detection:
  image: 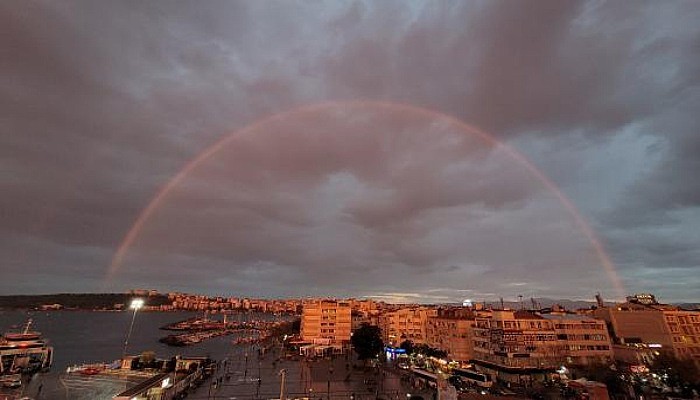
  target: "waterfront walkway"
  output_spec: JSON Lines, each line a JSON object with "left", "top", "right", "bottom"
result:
{"left": 0, "top": 343, "right": 434, "bottom": 400}
{"left": 188, "top": 345, "right": 435, "bottom": 400}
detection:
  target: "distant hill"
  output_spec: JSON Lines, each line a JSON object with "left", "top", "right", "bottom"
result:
{"left": 534, "top": 298, "right": 610, "bottom": 310}
{"left": 0, "top": 293, "right": 171, "bottom": 310}
{"left": 474, "top": 298, "right": 614, "bottom": 311}
{"left": 475, "top": 298, "right": 699, "bottom": 311}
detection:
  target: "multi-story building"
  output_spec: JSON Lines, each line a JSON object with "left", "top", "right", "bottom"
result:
{"left": 593, "top": 295, "right": 700, "bottom": 367}
{"left": 472, "top": 310, "right": 560, "bottom": 384}
{"left": 379, "top": 307, "right": 437, "bottom": 346}
{"left": 349, "top": 299, "right": 378, "bottom": 315}
{"left": 543, "top": 314, "right": 613, "bottom": 365}
{"left": 473, "top": 310, "right": 615, "bottom": 383}
{"left": 349, "top": 299, "right": 380, "bottom": 330}
{"left": 426, "top": 308, "right": 475, "bottom": 363}
{"left": 301, "top": 300, "right": 352, "bottom": 349}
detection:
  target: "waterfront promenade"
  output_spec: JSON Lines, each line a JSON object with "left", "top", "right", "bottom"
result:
{"left": 188, "top": 344, "right": 436, "bottom": 400}
{"left": 1, "top": 342, "right": 435, "bottom": 400}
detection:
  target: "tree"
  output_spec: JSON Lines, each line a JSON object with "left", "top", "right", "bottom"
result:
{"left": 351, "top": 324, "right": 383, "bottom": 360}
{"left": 399, "top": 340, "right": 414, "bottom": 354}
{"left": 291, "top": 318, "right": 301, "bottom": 333}
{"left": 651, "top": 352, "right": 700, "bottom": 388}
{"left": 572, "top": 361, "right": 624, "bottom": 396}
{"left": 413, "top": 343, "right": 447, "bottom": 358}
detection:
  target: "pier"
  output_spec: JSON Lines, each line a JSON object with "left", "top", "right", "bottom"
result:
{"left": 159, "top": 315, "right": 283, "bottom": 346}
{"left": 113, "top": 357, "right": 213, "bottom": 400}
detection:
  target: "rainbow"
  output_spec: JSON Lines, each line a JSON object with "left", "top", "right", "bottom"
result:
{"left": 107, "top": 100, "right": 625, "bottom": 298}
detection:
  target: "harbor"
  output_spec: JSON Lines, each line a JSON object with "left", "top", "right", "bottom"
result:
{"left": 159, "top": 313, "right": 283, "bottom": 346}
{"left": 0, "top": 310, "right": 438, "bottom": 400}
{"left": 0, "top": 309, "right": 292, "bottom": 399}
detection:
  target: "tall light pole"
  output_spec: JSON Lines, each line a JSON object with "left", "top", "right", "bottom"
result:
{"left": 122, "top": 298, "right": 144, "bottom": 359}
{"left": 279, "top": 368, "right": 287, "bottom": 400}
{"left": 327, "top": 365, "right": 333, "bottom": 400}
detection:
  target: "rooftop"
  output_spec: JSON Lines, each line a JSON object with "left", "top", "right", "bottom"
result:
{"left": 541, "top": 314, "right": 599, "bottom": 321}
{"left": 513, "top": 310, "right": 544, "bottom": 320}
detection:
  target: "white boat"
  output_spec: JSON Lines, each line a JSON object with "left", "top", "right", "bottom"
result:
{"left": 0, "top": 319, "right": 53, "bottom": 375}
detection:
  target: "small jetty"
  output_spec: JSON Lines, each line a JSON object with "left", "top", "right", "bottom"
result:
{"left": 113, "top": 356, "right": 214, "bottom": 400}
{"left": 160, "top": 312, "right": 283, "bottom": 332}
{"left": 159, "top": 329, "right": 229, "bottom": 346}
{"left": 158, "top": 313, "right": 283, "bottom": 346}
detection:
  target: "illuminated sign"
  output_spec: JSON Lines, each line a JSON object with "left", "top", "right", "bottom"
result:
{"left": 384, "top": 347, "right": 407, "bottom": 354}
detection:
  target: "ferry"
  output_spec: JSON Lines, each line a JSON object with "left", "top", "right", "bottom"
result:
{"left": 0, "top": 319, "right": 53, "bottom": 376}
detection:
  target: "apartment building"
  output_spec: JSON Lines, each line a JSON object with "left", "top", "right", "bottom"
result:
{"left": 543, "top": 314, "right": 613, "bottom": 365}
{"left": 594, "top": 295, "right": 700, "bottom": 367}
{"left": 379, "top": 307, "right": 437, "bottom": 346}
{"left": 349, "top": 299, "right": 379, "bottom": 315}
{"left": 301, "top": 300, "right": 352, "bottom": 348}
{"left": 472, "top": 310, "right": 561, "bottom": 384}
{"left": 349, "top": 299, "right": 380, "bottom": 330}
{"left": 426, "top": 309, "right": 475, "bottom": 363}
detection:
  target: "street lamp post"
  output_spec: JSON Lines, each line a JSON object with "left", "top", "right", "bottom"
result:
{"left": 328, "top": 365, "right": 333, "bottom": 400}
{"left": 279, "top": 368, "right": 287, "bottom": 400}
{"left": 122, "top": 298, "right": 144, "bottom": 359}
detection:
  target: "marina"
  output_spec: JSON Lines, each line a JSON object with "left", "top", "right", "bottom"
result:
{"left": 159, "top": 313, "right": 283, "bottom": 346}
{"left": 0, "top": 310, "right": 286, "bottom": 399}
{"left": 0, "top": 310, "right": 428, "bottom": 400}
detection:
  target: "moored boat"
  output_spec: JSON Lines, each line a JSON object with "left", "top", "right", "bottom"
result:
{"left": 0, "top": 319, "right": 53, "bottom": 376}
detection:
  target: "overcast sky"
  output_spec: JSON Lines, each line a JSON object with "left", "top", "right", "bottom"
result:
{"left": 2, "top": 1, "right": 699, "bottom": 303}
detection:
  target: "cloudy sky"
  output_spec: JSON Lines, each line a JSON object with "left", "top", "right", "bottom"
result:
{"left": 2, "top": 1, "right": 699, "bottom": 303}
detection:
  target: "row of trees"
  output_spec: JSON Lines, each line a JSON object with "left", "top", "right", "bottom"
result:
{"left": 350, "top": 324, "right": 447, "bottom": 360}
{"left": 570, "top": 354, "right": 700, "bottom": 400}
{"left": 350, "top": 324, "right": 383, "bottom": 360}
{"left": 399, "top": 340, "right": 447, "bottom": 359}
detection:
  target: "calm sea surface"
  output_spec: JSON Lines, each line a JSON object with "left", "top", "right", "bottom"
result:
{"left": 0, "top": 309, "right": 278, "bottom": 399}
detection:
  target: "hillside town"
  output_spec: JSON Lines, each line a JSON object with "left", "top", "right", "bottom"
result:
{"left": 179, "top": 290, "right": 700, "bottom": 398}
{"left": 2, "top": 290, "right": 699, "bottom": 399}
{"left": 105, "top": 290, "right": 700, "bottom": 379}
{"left": 297, "top": 294, "right": 699, "bottom": 382}
{"left": 18, "top": 289, "right": 700, "bottom": 377}
{"left": 126, "top": 290, "right": 700, "bottom": 388}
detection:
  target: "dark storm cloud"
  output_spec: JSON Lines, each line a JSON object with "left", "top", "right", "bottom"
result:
{"left": 1, "top": 0, "right": 699, "bottom": 301}
{"left": 320, "top": 1, "right": 685, "bottom": 135}
{"left": 117, "top": 110, "right": 608, "bottom": 299}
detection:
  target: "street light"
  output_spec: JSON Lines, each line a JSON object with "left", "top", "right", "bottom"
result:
{"left": 279, "top": 368, "right": 287, "bottom": 400}
{"left": 122, "top": 298, "right": 144, "bottom": 359}
{"left": 328, "top": 365, "right": 333, "bottom": 400}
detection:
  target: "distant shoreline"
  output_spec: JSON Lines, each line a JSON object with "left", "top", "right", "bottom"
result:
{"left": 0, "top": 293, "right": 171, "bottom": 311}
{"left": 1, "top": 293, "right": 697, "bottom": 312}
